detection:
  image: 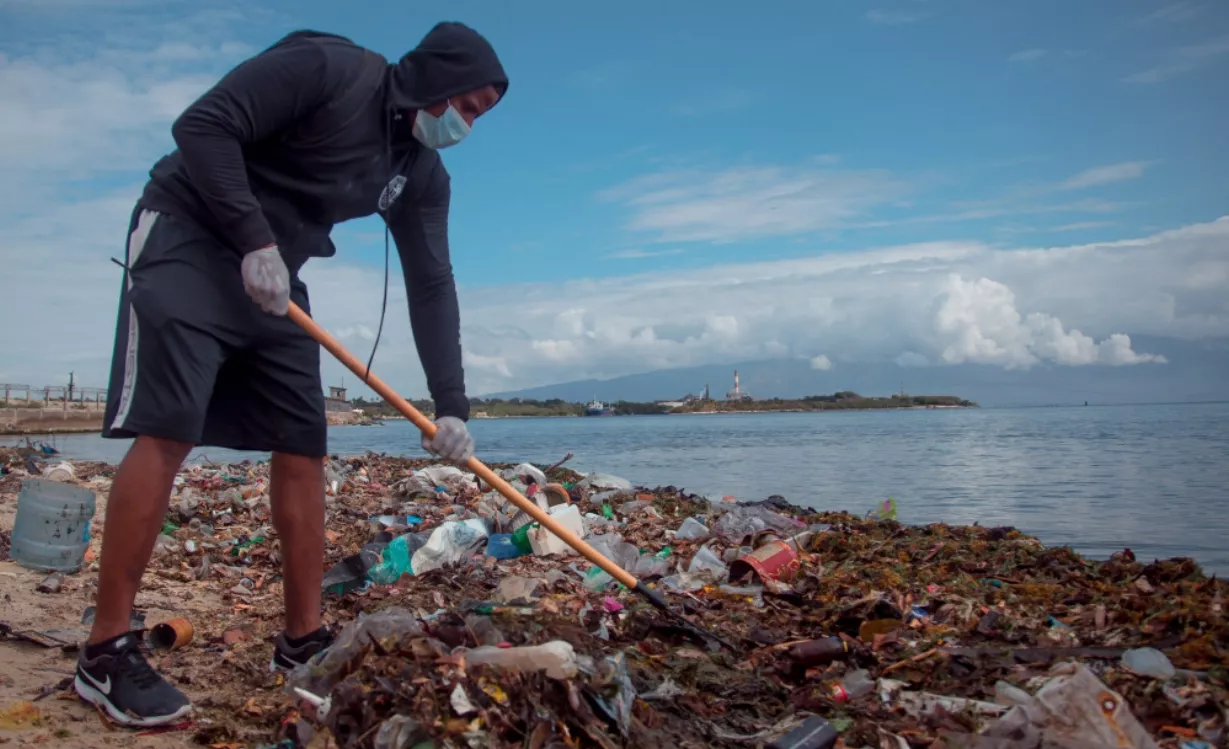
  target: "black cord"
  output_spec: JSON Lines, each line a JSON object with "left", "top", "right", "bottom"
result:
{"left": 364, "top": 107, "right": 395, "bottom": 383}
{"left": 364, "top": 227, "right": 390, "bottom": 382}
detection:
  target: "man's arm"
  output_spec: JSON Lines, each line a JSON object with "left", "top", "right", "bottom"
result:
{"left": 170, "top": 38, "right": 332, "bottom": 254}
{"left": 386, "top": 159, "right": 469, "bottom": 421}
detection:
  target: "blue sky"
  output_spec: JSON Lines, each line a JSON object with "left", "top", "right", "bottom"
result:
{"left": 1, "top": 0, "right": 1226, "bottom": 397}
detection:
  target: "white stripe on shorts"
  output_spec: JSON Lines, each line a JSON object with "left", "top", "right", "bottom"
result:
{"left": 110, "top": 209, "right": 160, "bottom": 431}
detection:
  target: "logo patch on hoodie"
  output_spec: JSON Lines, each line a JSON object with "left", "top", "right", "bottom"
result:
{"left": 378, "top": 175, "right": 407, "bottom": 211}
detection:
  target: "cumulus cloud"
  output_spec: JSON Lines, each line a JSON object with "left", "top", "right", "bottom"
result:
{"left": 932, "top": 276, "right": 1166, "bottom": 368}
{"left": 810, "top": 355, "right": 833, "bottom": 371}
{"left": 293, "top": 218, "right": 1228, "bottom": 396}
{"left": 1, "top": 9, "right": 1221, "bottom": 403}
{"left": 12, "top": 214, "right": 1224, "bottom": 397}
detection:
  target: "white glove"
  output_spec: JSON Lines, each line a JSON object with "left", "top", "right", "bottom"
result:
{"left": 422, "top": 416, "right": 474, "bottom": 464}
{"left": 241, "top": 246, "right": 290, "bottom": 316}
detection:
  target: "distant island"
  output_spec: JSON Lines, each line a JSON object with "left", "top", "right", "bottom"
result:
{"left": 350, "top": 389, "right": 977, "bottom": 420}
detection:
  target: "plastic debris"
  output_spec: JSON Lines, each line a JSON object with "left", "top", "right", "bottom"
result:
{"left": 463, "top": 640, "right": 579, "bottom": 680}
{"left": 1122, "top": 646, "right": 1176, "bottom": 679}
{"left": 675, "top": 516, "right": 710, "bottom": 540}
{"left": 2, "top": 447, "right": 1223, "bottom": 748}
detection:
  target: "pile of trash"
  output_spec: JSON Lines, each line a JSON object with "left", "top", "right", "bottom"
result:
{"left": 1, "top": 450, "right": 1227, "bottom": 749}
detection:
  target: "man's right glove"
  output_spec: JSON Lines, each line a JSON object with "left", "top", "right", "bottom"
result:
{"left": 422, "top": 416, "right": 475, "bottom": 465}
{"left": 242, "top": 246, "right": 290, "bottom": 316}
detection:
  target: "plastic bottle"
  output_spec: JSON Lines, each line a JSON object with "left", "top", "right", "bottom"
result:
{"left": 831, "top": 670, "right": 875, "bottom": 703}
{"left": 788, "top": 637, "right": 851, "bottom": 669}
{"left": 464, "top": 641, "right": 578, "bottom": 679}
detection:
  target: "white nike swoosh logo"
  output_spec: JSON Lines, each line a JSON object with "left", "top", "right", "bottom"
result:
{"left": 80, "top": 668, "right": 111, "bottom": 695}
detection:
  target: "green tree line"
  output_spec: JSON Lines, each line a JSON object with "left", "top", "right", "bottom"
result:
{"left": 350, "top": 391, "right": 975, "bottom": 419}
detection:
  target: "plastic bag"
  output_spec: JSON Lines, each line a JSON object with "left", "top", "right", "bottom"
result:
{"left": 411, "top": 518, "right": 490, "bottom": 575}
{"left": 285, "top": 607, "right": 422, "bottom": 695}
{"left": 580, "top": 472, "right": 633, "bottom": 491}
{"left": 367, "top": 532, "right": 429, "bottom": 584}
{"left": 503, "top": 462, "right": 547, "bottom": 488}
{"left": 975, "top": 662, "right": 1160, "bottom": 749}
{"left": 713, "top": 505, "right": 803, "bottom": 543}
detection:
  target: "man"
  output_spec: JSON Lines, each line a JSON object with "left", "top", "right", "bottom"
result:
{"left": 74, "top": 22, "right": 508, "bottom": 727}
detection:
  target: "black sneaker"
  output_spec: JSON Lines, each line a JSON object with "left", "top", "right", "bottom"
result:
{"left": 270, "top": 627, "right": 334, "bottom": 673}
{"left": 74, "top": 633, "right": 192, "bottom": 727}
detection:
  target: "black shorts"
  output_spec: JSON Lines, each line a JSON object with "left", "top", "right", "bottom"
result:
{"left": 102, "top": 204, "right": 327, "bottom": 457}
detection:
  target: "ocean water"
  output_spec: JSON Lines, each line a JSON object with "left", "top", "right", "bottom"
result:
{"left": 15, "top": 402, "right": 1229, "bottom": 574}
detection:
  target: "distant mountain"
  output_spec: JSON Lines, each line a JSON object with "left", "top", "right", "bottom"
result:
{"left": 483, "top": 335, "right": 1229, "bottom": 407}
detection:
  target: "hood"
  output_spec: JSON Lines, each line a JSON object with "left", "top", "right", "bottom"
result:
{"left": 388, "top": 22, "right": 509, "bottom": 111}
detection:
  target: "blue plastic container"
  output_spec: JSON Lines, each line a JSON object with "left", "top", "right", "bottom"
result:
{"left": 485, "top": 533, "right": 527, "bottom": 560}
{"left": 11, "top": 478, "right": 97, "bottom": 573}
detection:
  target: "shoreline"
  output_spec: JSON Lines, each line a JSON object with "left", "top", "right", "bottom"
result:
{"left": 1, "top": 450, "right": 1224, "bottom": 747}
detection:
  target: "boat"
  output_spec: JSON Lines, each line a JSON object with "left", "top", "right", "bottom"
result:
{"left": 585, "top": 398, "right": 614, "bottom": 417}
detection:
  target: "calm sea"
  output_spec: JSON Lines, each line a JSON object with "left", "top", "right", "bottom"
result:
{"left": 14, "top": 403, "right": 1229, "bottom": 574}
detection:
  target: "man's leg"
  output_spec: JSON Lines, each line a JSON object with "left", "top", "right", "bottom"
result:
{"left": 270, "top": 451, "right": 325, "bottom": 639}
{"left": 85, "top": 208, "right": 238, "bottom": 727}
{"left": 88, "top": 436, "right": 192, "bottom": 644}
{"left": 201, "top": 282, "right": 331, "bottom": 669}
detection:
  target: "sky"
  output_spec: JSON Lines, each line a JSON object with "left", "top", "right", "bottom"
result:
{"left": 1, "top": 0, "right": 1226, "bottom": 401}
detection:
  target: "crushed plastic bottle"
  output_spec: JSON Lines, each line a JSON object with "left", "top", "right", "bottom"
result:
{"left": 675, "top": 517, "right": 710, "bottom": 540}
{"left": 463, "top": 641, "right": 578, "bottom": 680}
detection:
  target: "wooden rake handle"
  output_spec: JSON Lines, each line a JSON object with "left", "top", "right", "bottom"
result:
{"left": 286, "top": 301, "right": 642, "bottom": 591}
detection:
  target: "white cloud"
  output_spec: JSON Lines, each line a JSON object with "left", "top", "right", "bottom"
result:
{"left": 1051, "top": 221, "right": 1115, "bottom": 231}
{"left": 1060, "top": 162, "right": 1152, "bottom": 190}
{"left": 933, "top": 275, "right": 1166, "bottom": 368}
{"left": 810, "top": 355, "right": 833, "bottom": 371}
{"left": 1009, "top": 49, "right": 1048, "bottom": 63}
{"left": 290, "top": 218, "right": 1228, "bottom": 396}
{"left": 865, "top": 9, "right": 928, "bottom": 25}
{"left": 1134, "top": 2, "right": 1203, "bottom": 26}
{"left": 604, "top": 248, "right": 684, "bottom": 260}
{"left": 600, "top": 165, "right": 906, "bottom": 243}
{"left": 1, "top": 11, "right": 1222, "bottom": 404}
{"left": 1123, "top": 34, "right": 1229, "bottom": 84}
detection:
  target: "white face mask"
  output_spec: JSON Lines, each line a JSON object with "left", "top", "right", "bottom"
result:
{"left": 412, "top": 103, "right": 471, "bottom": 149}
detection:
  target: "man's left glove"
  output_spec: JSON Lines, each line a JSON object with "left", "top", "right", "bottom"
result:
{"left": 422, "top": 416, "right": 474, "bottom": 464}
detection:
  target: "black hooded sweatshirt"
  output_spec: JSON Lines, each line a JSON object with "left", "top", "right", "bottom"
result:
{"left": 138, "top": 22, "right": 509, "bottom": 422}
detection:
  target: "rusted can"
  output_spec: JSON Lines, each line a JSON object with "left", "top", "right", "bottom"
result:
{"left": 729, "top": 540, "right": 801, "bottom": 583}
{"left": 149, "top": 617, "right": 194, "bottom": 651}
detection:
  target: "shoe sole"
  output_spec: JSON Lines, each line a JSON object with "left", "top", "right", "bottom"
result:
{"left": 269, "top": 655, "right": 304, "bottom": 674}
{"left": 73, "top": 675, "right": 193, "bottom": 727}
